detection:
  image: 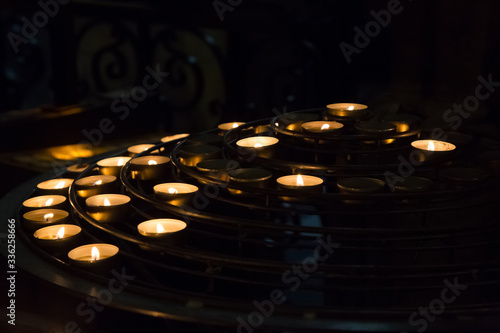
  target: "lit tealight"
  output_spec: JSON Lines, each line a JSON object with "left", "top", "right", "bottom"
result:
{"left": 86, "top": 194, "right": 131, "bottom": 223}
{"left": 22, "top": 209, "right": 69, "bottom": 231}
{"left": 33, "top": 224, "right": 81, "bottom": 249}
{"left": 97, "top": 156, "right": 131, "bottom": 177}
{"left": 218, "top": 122, "right": 245, "bottom": 133}
{"left": 236, "top": 137, "right": 279, "bottom": 157}
{"left": 130, "top": 156, "right": 171, "bottom": 180}
{"left": 301, "top": 121, "right": 343, "bottom": 134}
{"left": 154, "top": 183, "right": 198, "bottom": 203}
{"left": 326, "top": 103, "right": 367, "bottom": 118}
{"left": 37, "top": 178, "right": 73, "bottom": 195}
{"left": 68, "top": 243, "right": 119, "bottom": 267}
{"left": 23, "top": 195, "right": 66, "bottom": 211}
{"left": 137, "top": 219, "right": 187, "bottom": 238}
{"left": 74, "top": 175, "right": 118, "bottom": 198}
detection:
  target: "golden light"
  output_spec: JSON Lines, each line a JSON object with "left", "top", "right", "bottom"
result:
{"left": 148, "top": 160, "right": 158, "bottom": 166}
{"left": 321, "top": 123, "right": 330, "bottom": 130}
{"left": 232, "top": 123, "right": 239, "bottom": 128}
{"left": 56, "top": 227, "right": 65, "bottom": 239}
{"left": 44, "top": 198, "right": 54, "bottom": 207}
{"left": 91, "top": 246, "right": 100, "bottom": 261}
{"left": 156, "top": 223, "right": 165, "bottom": 233}
{"left": 55, "top": 181, "right": 66, "bottom": 189}
{"left": 168, "top": 188, "right": 178, "bottom": 194}
{"left": 296, "top": 175, "right": 304, "bottom": 186}
{"left": 103, "top": 198, "right": 111, "bottom": 206}
{"left": 428, "top": 141, "right": 435, "bottom": 151}
{"left": 93, "top": 180, "right": 103, "bottom": 186}
{"left": 44, "top": 213, "right": 54, "bottom": 222}
{"left": 347, "top": 105, "right": 355, "bottom": 110}
{"left": 117, "top": 158, "right": 124, "bottom": 166}
{"left": 254, "top": 143, "right": 263, "bottom": 148}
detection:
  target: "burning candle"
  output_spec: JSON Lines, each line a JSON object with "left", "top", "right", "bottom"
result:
{"left": 301, "top": 121, "right": 343, "bottom": 134}
{"left": 23, "top": 195, "right": 67, "bottom": 212}
{"left": 154, "top": 183, "right": 198, "bottom": 205}
{"left": 130, "top": 156, "right": 171, "bottom": 180}
{"left": 74, "top": 175, "right": 118, "bottom": 198}
{"left": 85, "top": 194, "right": 131, "bottom": 223}
{"left": 97, "top": 156, "right": 131, "bottom": 177}
{"left": 218, "top": 122, "right": 245, "bottom": 135}
{"left": 411, "top": 140, "right": 456, "bottom": 163}
{"left": 236, "top": 136, "right": 279, "bottom": 158}
{"left": 22, "top": 208, "right": 69, "bottom": 231}
{"left": 68, "top": 243, "right": 119, "bottom": 268}
{"left": 33, "top": 224, "right": 81, "bottom": 250}
{"left": 326, "top": 103, "right": 367, "bottom": 119}
{"left": 276, "top": 174, "right": 323, "bottom": 202}
{"left": 137, "top": 218, "right": 187, "bottom": 238}
{"left": 161, "top": 133, "right": 190, "bottom": 143}
{"left": 127, "top": 144, "right": 158, "bottom": 156}
{"left": 37, "top": 178, "right": 73, "bottom": 196}
{"left": 179, "top": 145, "right": 222, "bottom": 167}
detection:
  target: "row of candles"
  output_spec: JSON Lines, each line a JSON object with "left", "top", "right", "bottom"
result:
{"left": 19, "top": 103, "right": 463, "bottom": 266}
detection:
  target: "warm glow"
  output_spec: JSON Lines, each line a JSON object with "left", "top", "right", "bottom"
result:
{"left": 91, "top": 247, "right": 100, "bottom": 261}
{"left": 44, "top": 198, "right": 54, "bottom": 207}
{"left": 93, "top": 180, "right": 103, "bottom": 186}
{"left": 232, "top": 123, "right": 239, "bottom": 128}
{"left": 168, "top": 188, "right": 178, "bottom": 194}
{"left": 347, "top": 105, "right": 354, "bottom": 110}
{"left": 148, "top": 160, "right": 158, "bottom": 165}
{"left": 296, "top": 175, "right": 304, "bottom": 186}
{"left": 56, "top": 227, "right": 65, "bottom": 239}
{"left": 321, "top": 123, "right": 330, "bottom": 130}
{"left": 428, "top": 141, "right": 435, "bottom": 151}
{"left": 44, "top": 213, "right": 54, "bottom": 222}
{"left": 156, "top": 223, "right": 165, "bottom": 233}
{"left": 117, "top": 158, "right": 124, "bottom": 166}
{"left": 55, "top": 181, "right": 66, "bottom": 189}
{"left": 254, "top": 143, "right": 263, "bottom": 148}
{"left": 103, "top": 198, "right": 111, "bottom": 206}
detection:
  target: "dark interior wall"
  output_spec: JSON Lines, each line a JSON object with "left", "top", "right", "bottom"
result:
{"left": 1, "top": 0, "right": 499, "bottom": 143}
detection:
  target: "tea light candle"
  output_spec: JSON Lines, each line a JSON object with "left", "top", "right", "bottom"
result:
{"left": 130, "top": 156, "right": 171, "bottom": 180}
{"left": 85, "top": 194, "right": 131, "bottom": 223}
{"left": 301, "top": 121, "right": 343, "bottom": 134}
{"left": 33, "top": 224, "right": 81, "bottom": 250}
{"left": 22, "top": 208, "right": 69, "bottom": 231}
{"left": 179, "top": 145, "right": 222, "bottom": 167}
{"left": 236, "top": 136, "right": 279, "bottom": 158}
{"left": 137, "top": 218, "right": 187, "bottom": 238}
{"left": 97, "top": 156, "right": 131, "bottom": 177}
{"left": 326, "top": 103, "right": 367, "bottom": 118}
{"left": 228, "top": 168, "right": 273, "bottom": 195}
{"left": 154, "top": 183, "right": 198, "bottom": 205}
{"left": 277, "top": 175, "right": 323, "bottom": 191}
{"left": 37, "top": 178, "right": 73, "bottom": 196}
{"left": 218, "top": 122, "right": 245, "bottom": 135}
{"left": 68, "top": 243, "right": 119, "bottom": 268}
{"left": 161, "top": 133, "right": 190, "bottom": 143}
{"left": 127, "top": 144, "right": 157, "bottom": 156}
{"left": 411, "top": 140, "right": 456, "bottom": 163}
{"left": 74, "top": 175, "right": 118, "bottom": 198}
{"left": 23, "top": 195, "right": 67, "bottom": 212}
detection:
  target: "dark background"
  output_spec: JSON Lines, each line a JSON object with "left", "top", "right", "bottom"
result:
{"left": 1, "top": 0, "right": 500, "bottom": 191}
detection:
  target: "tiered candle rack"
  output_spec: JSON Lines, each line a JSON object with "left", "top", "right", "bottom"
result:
{"left": 11, "top": 106, "right": 500, "bottom": 332}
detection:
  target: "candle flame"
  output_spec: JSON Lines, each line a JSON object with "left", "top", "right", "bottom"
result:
{"left": 254, "top": 143, "right": 263, "bottom": 148}
{"left": 232, "top": 123, "right": 239, "bottom": 128}
{"left": 148, "top": 160, "right": 158, "bottom": 165}
{"left": 44, "top": 213, "right": 54, "bottom": 222}
{"left": 296, "top": 175, "right": 304, "bottom": 186}
{"left": 321, "top": 123, "right": 330, "bottom": 130}
{"left": 117, "top": 158, "right": 124, "bottom": 166}
{"left": 56, "top": 227, "right": 65, "bottom": 239}
{"left": 55, "top": 181, "right": 66, "bottom": 189}
{"left": 347, "top": 105, "right": 354, "bottom": 110}
{"left": 168, "top": 188, "right": 178, "bottom": 194}
{"left": 103, "top": 198, "right": 111, "bottom": 206}
{"left": 156, "top": 223, "right": 165, "bottom": 233}
{"left": 91, "top": 246, "right": 100, "bottom": 261}
{"left": 93, "top": 180, "right": 103, "bottom": 186}
{"left": 427, "top": 141, "right": 435, "bottom": 151}
{"left": 44, "top": 198, "right": 54, "bottom": 207}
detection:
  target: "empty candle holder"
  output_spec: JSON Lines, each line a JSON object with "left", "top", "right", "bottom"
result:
{"left": 97, "top": 156, "right": 131, "bottom": 177}
{"left": 23, "top": 195, "right": 67, "bottom": 212}
{"left": 68, "top": 243, "right": 119, "bottom": 270}
{"left": 85, "top": 194, "right": 131, "bottom": 223}
{"left": 37, "top": 178, "right": 73, "bottom": 196}
{"left": 137, "top": 218, "right": 187, "bottom": 251}
{"left": 179, "top": 145, "right": 222, "bottom": 167}
{"left": 130, "top": 156, "right": 171, "bottom": 180}
{"left": 354, "top": 121, "right": 397, "bottom": 145}
{"left": 440, "top": 167, "right": 489, "bottom": 189}
{"left": 74, "top": 175, "right": 119, "bottom": 198}
{"left": 22, "top": 208, "right": 69, "bottom": 232}
{"left": 33, "top": 224, "right": 81, "bottom": 251}
{"left": 228, "top": 168, "right": 273, "bottom": 195}
{"left": 154, "top": 183, "right": 198, "bottom": 206}
{"left": 337, "top": 177, "right": 385, "bottom": 204}
{"left": 196, "top": 159, "right": 240, "bottom": 182}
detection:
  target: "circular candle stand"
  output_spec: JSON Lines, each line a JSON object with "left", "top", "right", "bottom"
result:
{"left": 3, "top": 107, "right": 500, "bottom": 332}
